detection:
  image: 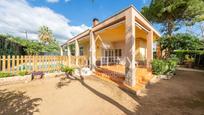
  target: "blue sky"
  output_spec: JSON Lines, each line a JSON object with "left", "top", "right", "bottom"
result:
{"left": 0, "top": 0, "right": 153, "bottom": 43}
{"left": 29, "top": 0, "right": 151, "bottom": 27}
{"left": 0, "top": 0, "right": 202, "bottom": 43}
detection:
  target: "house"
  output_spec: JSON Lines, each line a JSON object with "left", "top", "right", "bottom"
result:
{"left": 62, "top": 5, "right": 161, "bottom": 87}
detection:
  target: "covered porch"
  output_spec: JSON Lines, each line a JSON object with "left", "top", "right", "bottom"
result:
{"left": 93, "top": 20, "right": 152, "bottom": 67}
{"left": 63, "top": 5, "right": 160, "bottom": 88}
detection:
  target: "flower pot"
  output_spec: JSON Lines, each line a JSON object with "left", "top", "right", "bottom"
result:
{"left": 186, "top": 62, "right": 193, "bottom": 68}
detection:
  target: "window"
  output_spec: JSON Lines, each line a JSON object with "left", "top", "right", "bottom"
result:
{"left": 115, "top": 49, "right": 122, "bottom": 57}
{"left": 80, "top": 46, "right": 84, "bottom": 56}
{"left": 105, "top": 50, "right": 108, "bottom": 57}
{"left": 119, "top": 49, "right": 122, "bottom": 57}
{"left": 115, "top": 50, "right": 118, "bottom": 57}
{"left": 103, "top": 49, "right": 122, "bottom": 57}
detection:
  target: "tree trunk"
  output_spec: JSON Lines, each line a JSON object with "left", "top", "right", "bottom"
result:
{"left": 166, "top": 15, "right": 174, "bottom": 36}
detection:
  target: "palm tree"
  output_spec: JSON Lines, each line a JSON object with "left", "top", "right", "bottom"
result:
{"left": 38, "top": 26, "right": 53, "bottom": 44}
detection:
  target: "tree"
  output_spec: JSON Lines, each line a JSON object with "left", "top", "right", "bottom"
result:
{"left": 1, "top": 34, "right": 60, "bottom": 55}
{"left": 25, "top": 41, "right": 43, "bottom": 55}
{"left": 200, "top": 22, "right": 204, "bottom": 39}
{"left": 38, "top": 26, "right": 53, "bottom": 44}
{"left": 158, "top": 33, "right": 204, "bottom": 58}
{"left": 141, "top": 0, "right": 204, "bottom": 36}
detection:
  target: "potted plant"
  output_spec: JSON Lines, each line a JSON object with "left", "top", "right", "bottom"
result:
{"left": 184, "top": 55, "right": 195, "bottom": 68}
{"left": 61, "top": 66, "right": 75, "bottom": 78}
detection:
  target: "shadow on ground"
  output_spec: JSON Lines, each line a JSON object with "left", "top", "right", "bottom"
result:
{"left": 0, "top": 89, "right": 42, "bottom": 115}
{"left": 132, "top": 70, "right": 204, "bottom": 115}
{"left": 56, "top": 70, "right": 204, "bottom": 115}
{"left": 56, "top": 77, "right": 72, "bottom": 88}
{"left": 57, "top": 75, "right": 134, "bottom": 114}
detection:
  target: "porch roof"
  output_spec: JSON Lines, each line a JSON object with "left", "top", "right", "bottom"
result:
{"left": 62, "top": 5, "right": 161, "bottom": 46}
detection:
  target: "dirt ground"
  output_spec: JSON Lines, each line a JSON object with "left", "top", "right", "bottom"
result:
{"left": 0, "top": 70, "right": 204, "bottom": 115}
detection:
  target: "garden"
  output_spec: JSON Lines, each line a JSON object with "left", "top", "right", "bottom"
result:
{"left": 151, "top": 33, "right": 204, "bottom": 78}
{"left": 141, "top": 0, "right": 204, "bottom": 78}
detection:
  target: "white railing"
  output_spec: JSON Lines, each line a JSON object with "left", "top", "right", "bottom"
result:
{"left": 99, "top": 56, "right": 121, "bottom": 66}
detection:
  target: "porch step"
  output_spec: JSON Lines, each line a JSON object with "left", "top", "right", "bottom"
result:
{"left": 94, "top": 68, "right": 125, "bottom": 84}
{"left": 136, "top": 69, "right": 152, "bottom": 88}
{"left": 94, "top": 66, "right": 153, "bottom": 93}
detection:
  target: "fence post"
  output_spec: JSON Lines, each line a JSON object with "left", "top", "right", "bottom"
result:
{"left": 25, "top": 55, "right": 28, "bottom": 72}
{"left": 45, "top": 56, "right": 48, "bottom": 72}
{"left": 28, "top": 55, "right": 31, "bottom": 73}
{"left": 43, "top": 56, "right": 45, "bottom": 71}
{"left": 39, "top": 56, "right": 42, "bottom": 71}
{"left": 33, "top": 55, "right": 35, "bottom": 71}
{"left": 51, "top": 56, "right": 53, "bottom": 72}
{"left": 53, "top": 56, "right": 56, "bottom": 71}
{"left": 2, "top": 55, "right": 6, "bottom": 71}
{"left": 7, "top": 55, "right": 11, "bottom": 72}
{"left": 20, "top": 55, "right": 24, "bottom": 71}
{"left": 37, "top": 56, "right": 39, "bottom": 71}
{"left": 12, "top": 55, "right": 15, "bottom": 74}
{"left": 16, "top": 56, "right": 19, "bottom": 72}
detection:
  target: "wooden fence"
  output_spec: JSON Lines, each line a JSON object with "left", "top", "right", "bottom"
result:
{"left": 0, "top": 55, "right": 88, "bottom": 74}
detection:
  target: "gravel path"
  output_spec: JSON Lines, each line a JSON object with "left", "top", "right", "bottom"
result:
{"left": 0, "top": 70, "right": 203, "bottom": 115}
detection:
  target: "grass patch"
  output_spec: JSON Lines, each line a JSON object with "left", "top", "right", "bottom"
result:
{"left": 18, "top": 71, "right": 29, "bottom": 76}
{"left": 0, "top": 72, "right": 13, "bottom": 78}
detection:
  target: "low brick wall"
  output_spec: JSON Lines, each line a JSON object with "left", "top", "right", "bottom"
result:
{"left": 0, "top": 72, "right": 65, "bottom": 86}
{"left": 0, "top": 75, "right": 31, "bottom": 86}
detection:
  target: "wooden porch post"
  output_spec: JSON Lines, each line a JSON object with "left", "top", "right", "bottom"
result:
{"left": 89, "top": 30, "right": 96, "bottom": 70}
{"left": 124, "top": 8, "right": 136, "bottom": 87}
{"left": 60, "top": 47, "right": 63, "bottom": 56}
{"left": 67, "top": 43, "right": 71, "bottom": 66}
{"left": 147, "top": 30, "right": 153, "bottom": 68}
{"left": 75, "top": 40, "right": 79, "bottom": 66}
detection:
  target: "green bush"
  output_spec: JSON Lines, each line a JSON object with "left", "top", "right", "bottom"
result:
{"left": 18, "top": 71, "right": 29, "bottom": 76}
{"left": 174, "top": 50, "right": 204, "bottom": 65}
{"left": 151, "top": 58, "right": 178, "bottom": 75}
{"left": 166, "top": 58, "right": 178, "bottom": 74}
{"left": 0, "top": 72, "right": 12, "bottom": 78}
{"left": 151, "top": 59, "right": 168, "bottom": 75}
{"left": 184, "top": 55, "right": 195, "bottom": 63}
{"left": 61, "top": 66, "right": 75, "bottom": 75}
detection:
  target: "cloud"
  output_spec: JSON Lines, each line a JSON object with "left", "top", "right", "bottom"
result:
{"left": 65, "top": 0, "right": 71, "bottom": 2}
{"left": 0, "top": 0, "right": 89, "bottom": 43}
{"left": 47, "top": 0, "right": 59, "bottom": 3}
{"left": 46, "top": 0, "right": 71, "bottom": 3}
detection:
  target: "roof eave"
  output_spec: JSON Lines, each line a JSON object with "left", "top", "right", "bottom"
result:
{"left": 64, "top": 5, "right": 161, "bottom": 46}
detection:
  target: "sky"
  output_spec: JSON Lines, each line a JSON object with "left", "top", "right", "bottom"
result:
{"left": 29, "top": 0, "right": 151, "bottom": 26}
{"left": 0, "top": 0, "right": 153, "bottom": 43}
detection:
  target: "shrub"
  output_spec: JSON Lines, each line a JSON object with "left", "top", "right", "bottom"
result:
{"left": 151, "top": 59, "right": 168, "bottom": 75}
{"left": 166, "top": 58, "right": 178, "bottom": 74}
{"left": 61, "top": 66, "right": 75, "bottom": 75}
{"left": 18, "top": 71, "right": 29, "bottom": 76}
{"left": 174, "top": 50, "right": 204, "bottom": 66}
{"left": 184, "top": 55, "right": 195, "bottom": 68}
{"left": 0, "top": 72, "right": 12, "bottom": 78}
{"left": 151, "top": 58, "right": 178, "bottom": 75}
{"left": 184, "top": 55, "right": 195, "bottom": 63}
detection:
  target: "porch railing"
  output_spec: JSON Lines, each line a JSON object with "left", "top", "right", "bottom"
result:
{"left": 97, "top": 56, "right": 147, "bottom": 67}
{"left": 98, "top": 56, "right": 121, "bottom": 66}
